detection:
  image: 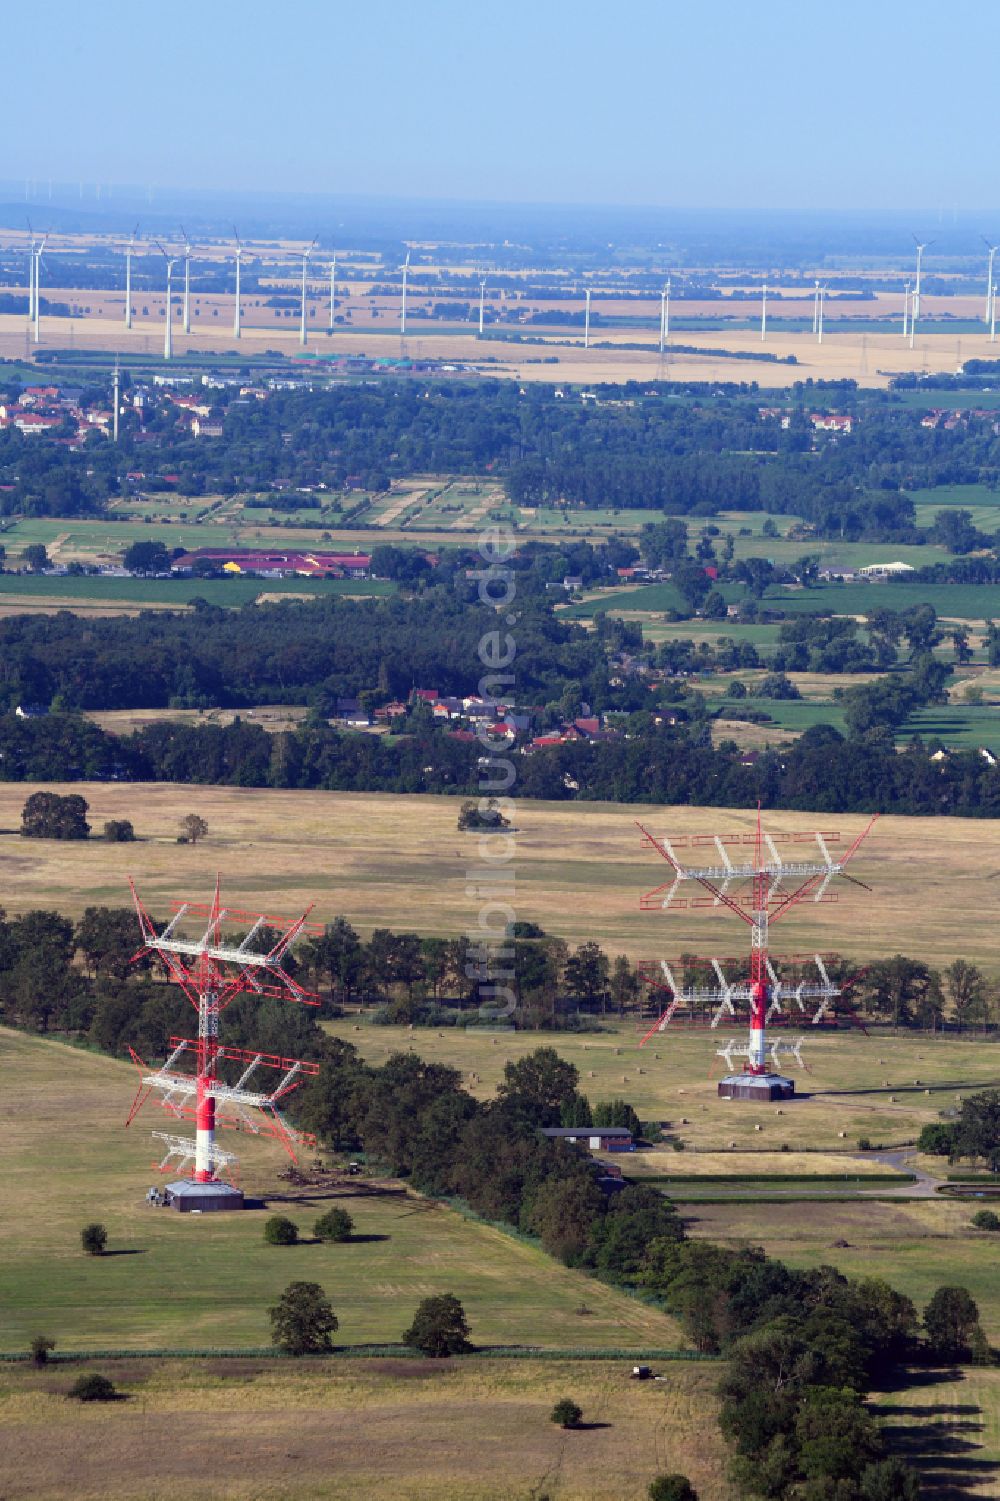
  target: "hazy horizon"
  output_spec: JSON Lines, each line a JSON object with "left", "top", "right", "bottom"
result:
{"left": 8, "top": 0, "right": 996, "bottom": 215}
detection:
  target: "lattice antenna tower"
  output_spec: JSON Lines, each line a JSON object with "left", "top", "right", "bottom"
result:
{"left": 125, "top": 879, "right": 324, "bottom": 1182}
{"left": 636, "top": 809, "right": 877, "bottom": 1098}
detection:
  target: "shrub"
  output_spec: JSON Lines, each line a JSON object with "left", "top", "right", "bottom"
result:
{"left": 30, "top": 1335, "right": 55, "bottom": 1367}
{"left": 103, "top": 819, "right": 135, "bottom": 842}
{"left": 550, "top": 1397, "right": 583, "bottom": 1429}
{"left": 917, "top": 1122, "right": 958, "bottom": 1156}
{"left": 403, "top": 1294, "right": 472, "bottom": 1357}
{"left": 263, "top": 1215, "right": 299, "bottom": 1246}
{"left": 971, "top": 1209, "right": 1000, "bottom": 1231}
{"left": 269, "top": 1280, "right": 338, "bottom": 1355}
{"left": 857, "top": 1136, "right": 873, "bottom": 1152}
{"left": 70, "top": 1373, "right": 117, "bottom": 1402}
{"left": 80, "top": 1223, "right": 107, "bottom": 1256}
{"left": 314, "top": 1207, "right": 354, "bottom": 1242}
{"left": 649, "top": 1477, "right": 699, "bottom": 1501}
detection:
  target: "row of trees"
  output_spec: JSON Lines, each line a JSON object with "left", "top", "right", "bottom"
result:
{"left": 2, "top": 900, "right": 996, "bottom": 1044}
{"left": 7, "top": 713, "right": 1000, "bottom": 819}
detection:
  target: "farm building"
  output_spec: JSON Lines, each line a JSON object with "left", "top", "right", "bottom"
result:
{"left": 172, "top": 549, "right": 371, "bottom": 578}
{"left": 857, "top": 561, "right": 915, "bottom": 578}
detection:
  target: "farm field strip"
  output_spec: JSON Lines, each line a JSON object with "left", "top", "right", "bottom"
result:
{"left": 0, "top": 1357, "right": 731, "bottom": 1501}
{"left": 0, "top": 785, "right": 996, "bottom": 973}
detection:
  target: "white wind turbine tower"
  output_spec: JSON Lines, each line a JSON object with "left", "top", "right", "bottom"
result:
{"left": 26, "top": 221, "right": 38, "bottom": 324}
{"left": 902, "top": 281, "right": 911, "bottom": 339}
{"left": 299, "top": 237, "right": 317, "bottom": 348}
{"left": 156, "top": 241, "right": 178, "bottom": 360}
{"left": 32, "top": 231, "right": 48, "bottom": 344}
{"left": 478, "top": 272, "right": 487, "bottom": 336}
{"left": 180, "top": 226, "right": 192, "bottom": 334}
{"left": 912, "top": 236, "right": 932, "bottom": 326}
{"left": 761, "top": 281, "right": 768, "bottom": 342}
{"left": 983, "top": 238, "right": 999, "bottom": 326}
{"left": 816, "top": 284, "right": 826, "bottom": 344}
{"left": 991, "top": 282, "right": 997, "bottom": 345}
{"left": 400, "top": 250, "right": 411, "bottom": 336}
{"left": 584, "top": 287, "right": 592, "bottom": 349}
{"left": 328, "top": 253, "right": 337, "bottom": 334}
{"left": 811, "top": 279, "right": 820, "bottom": 334}
{"left": 232, "top": 227, "right": 244, "bottom": 339}
{"left": 123, "top": 223, "right": 139, "bottom": 329}
{"left": 659, "top": 277, "right": 671, "bottom": 351}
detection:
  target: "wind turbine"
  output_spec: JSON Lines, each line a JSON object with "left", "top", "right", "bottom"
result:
{"left": 180, "top": 226, "right": 192, "bottom": 334}
{"left": 992, "top": 282, "right": 997, "bottom": 345}
{"left": 660, "top": 277, "right": 671, "bottom": 351}
{"left": 26, "top": 221, "right": 38, "bottom": 323}
{"left": 155, "top": 241, "right": 178, "bottom": 360}
{"left": 123, "top": 223, "right": 139, "bottom": 329}
{"left": 902, "top": 281, "right": 910, "bottom": 339}
{"left": 328, "top": 253, "right": 337, "bottom": 334}
{"left": 584, "top": 287, "right": 592, "bottom": 349}
{"left": 299, "top": 237, "right": 317, "bottom": 348}
{"left": 31, "top": 230, "right": 48, "bottom": 344}
{"left": 478, "top": 272, "right": 487, "bottom": 336}
{"left": 983, "top": 238, "right": 999, "bottom": 325}
{"left": 812, "top": 279, "right": 820, "bottom": 334}
{"left": 912, "top": 236, "right": 932, "bottom": 325}
{"left": 232, "top": 227, "right": 244, "bottom": 340}
{"left": 400, "top": 250, "right": 411, "bottom": 336}
{"left": 761, "top": 281, "right": 768, "bottom": 343}
{"left": 816, "top": 284, "right": 826, "bottom": 344}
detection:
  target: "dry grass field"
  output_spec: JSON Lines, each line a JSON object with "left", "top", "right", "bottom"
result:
{"left": 1, "top": 307, "right": 994, "bottom": 388}
{"left": 0, "top": 782, "right": 996, "bottom": 973}
{"left": 0, "top": 1356, "right": 730, "bottom": 1501}
{"left": 874, "top": 1367, "right": 1000, "bottom": 1500}
{"left": 327, "top": 1020, "right": 1000, "bottom": 1154}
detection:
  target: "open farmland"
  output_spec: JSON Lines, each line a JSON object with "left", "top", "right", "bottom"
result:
{"left": 325, "top": 1020, "right": 1000, "bottom": 1154}
{"left": 0, "top": 784, "right": 995, "bottom": 973}
{"left": 0, "top": 1355, "right": 730, "bottom": 1501}
{"left": 0, "top": 573, "right": 391, "bottom": 609}
{"left": 0, "top": 1028, "right": 682, "bottom": 1354}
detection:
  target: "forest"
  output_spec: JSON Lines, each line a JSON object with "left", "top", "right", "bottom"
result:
{"left": 5, "top": 375, "right": 1000, "bottom": 533}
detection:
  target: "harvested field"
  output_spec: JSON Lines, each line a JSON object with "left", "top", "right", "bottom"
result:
{"left": 0, "top": 784, "right": 994, "bottom": 975}
{"left": 0, "top": 1356, "right": 731, "bottom": 1501}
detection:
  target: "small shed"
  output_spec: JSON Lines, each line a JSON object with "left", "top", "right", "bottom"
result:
{"left": 164, "top": 1180, "right": 245, "bottom": 1213}
{"left": 717, "top": 1073, "right": 794, "bottom": 1102}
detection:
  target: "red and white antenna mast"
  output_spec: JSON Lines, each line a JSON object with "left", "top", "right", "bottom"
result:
{"left": 126, "top": 879, "right": 324, "bottom": 1208}
{"left": 637, "top": 810, "right": 877, "bottom": 1100}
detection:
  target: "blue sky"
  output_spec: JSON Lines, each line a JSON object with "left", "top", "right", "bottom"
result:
{"left": 7, "top": 0, "right": 995, "bottom": 211}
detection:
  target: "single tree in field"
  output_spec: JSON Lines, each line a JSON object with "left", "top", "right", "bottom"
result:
{"left": 314, "top": 1207, "right": 354, "bottom": 1242}
{"left": 269, "top": 1281, "right": 338, "bottom": 1356}
{"left": 81, "top": 1223, "right": 108, "bottom": 1256}
{"left": 403, "top": 1294, "right": 471, "bottom": 1357}
{"left": 22, "top": 544, "right": 49, "bottom": 573}
{"left": 550, "top": 1397, "right": 583, "bottom": 1429}
{"left": 263, "top": 1215, "right": 299, "bottom": 1246}
{"left": 924, "top": 1286, "right": 982, "bottom": 1361}
{"left": 30, "top": 1335, "right": 55, "bottom": 1367}
{"left": 103, "top": 819, "right": 135, "bottom": 842}
{"left": 181, "top": 813, "right": 209, "bottom": 844}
